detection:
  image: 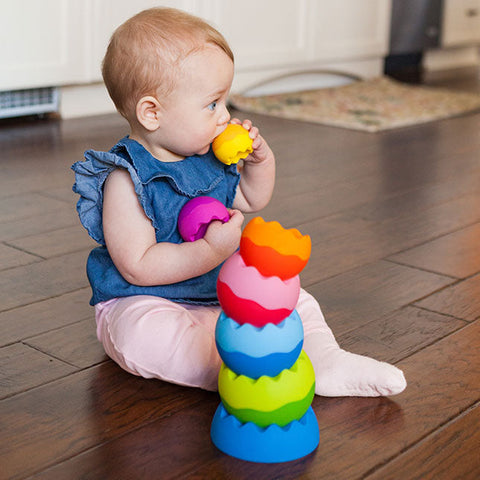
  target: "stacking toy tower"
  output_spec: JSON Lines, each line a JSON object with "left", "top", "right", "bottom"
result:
{"left": 210, "top": 217, "right": 320, "bottom": 463}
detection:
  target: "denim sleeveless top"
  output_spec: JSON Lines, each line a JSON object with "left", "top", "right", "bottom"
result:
{"left": 72, "top": 136, "right": 240, "bottom": 306}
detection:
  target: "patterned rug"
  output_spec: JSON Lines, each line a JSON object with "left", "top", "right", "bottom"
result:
{"left": 229, "top": 76, "right": 480, "bottom": 132}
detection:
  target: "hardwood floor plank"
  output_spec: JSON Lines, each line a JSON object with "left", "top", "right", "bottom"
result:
{"left": 31, "top": 401, "right": 221, "bottom": 480}
{"left": 25, "top": 318, "right": 106, "bottom": 369}
{"left": 269, "top": 113, "right": 480, "bottom": 202}
{"left": 306, "top": 260, "right": 454, "bottom": 335}
{"left": 58, "top": 113, "right": 128, "bottom": 147}
{"left": 272, "top": 131, "right": 480, "bottom": 211}
{"left": 39, "top": 320, "right": 480, "bottom": 480}
{"left": 0, "top": 250, "right": 90, "bottom": 311}
{"left": 0, "top": 204, "right": 79, "bottom": 242}
{"left": 0, "top": 343, "right": 77, "bottom": 399}
{"left": 0, "top": 117, "right": 62, "bottom": 150}
{"left": 349, "top": 174, "right": 480, "bottom": 224}
{"left": 0, "top": 288, "right": 93, "bottom": 346}
{"left": 416, "top": 273, "right": 480, "bottom": 321}
{"left": 264, "top": 123, "right": 480, "bottom": 231}
{"left": 0, "top": 167, "right": 74, "bottom": 199}
{"left": 338, "top": 306, "right": 467, "bottom": 363}
{"left": 40, "top": 184, "right": 81, "bottom": 203}
{"left": 0, "top": 77, "right": 479, "bottom": 479}
{"left": 188, "top": 321, "right": 480, "bottom": 479}
{"left": 0, "top": 362, "right": 214, "bottom": 480}
{"left": 0, "top": 242, "right": 41, "bottom": 271}
{"left": 7, "top": 224, "right": 97, "bottom": 259}
{"left": 388, "top": 222, "right": 480, "bottom": 279}
{"left": 365, "top": 403, "right": 480, "bottom": 480}
{"left": 0, "top": 192, "right": 68, "bottom": 224}
{"left": 299, "top": 192, "right": 480, "bottom": 286}
{"left": 260, "top": 173, "right": 404, "bottom": 228}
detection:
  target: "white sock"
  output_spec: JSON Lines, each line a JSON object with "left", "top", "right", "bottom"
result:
{"left": 303, "top": 332, "right": 406, "bottom": 397}
{"left": 297, "top": 289, "right": 406, "bottom": 397}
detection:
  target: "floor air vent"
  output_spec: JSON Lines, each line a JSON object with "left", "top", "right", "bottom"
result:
{"left": 0, "top": 87, "right": 59, "bottom": 119}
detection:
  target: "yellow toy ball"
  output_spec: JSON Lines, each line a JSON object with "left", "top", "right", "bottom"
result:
{"left": 212, "top": 124, "right": 253, "bottom": 165}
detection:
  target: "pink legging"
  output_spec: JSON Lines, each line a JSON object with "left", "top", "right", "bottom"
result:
{"left": 95, "top": 289, "right": 335, "bottom": 391}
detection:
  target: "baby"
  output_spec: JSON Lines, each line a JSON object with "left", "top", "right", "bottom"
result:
{"left": 72, "top": 7, "right": 406, "bottom": 396}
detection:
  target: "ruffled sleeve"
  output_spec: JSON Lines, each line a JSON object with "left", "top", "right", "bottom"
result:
{"left": 71, "top": 149, "right": 152, "bottom": 245}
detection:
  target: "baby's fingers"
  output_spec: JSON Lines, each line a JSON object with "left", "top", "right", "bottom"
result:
{"left": 227, "top": 208, "right": 245, "bottom": 227}
{"left": 231, "top": 118, "right": 254, "bottom": 132}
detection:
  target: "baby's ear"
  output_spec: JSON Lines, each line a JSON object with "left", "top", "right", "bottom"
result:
{"left": 136, "top": 96, "right": 162, "bottom": 131}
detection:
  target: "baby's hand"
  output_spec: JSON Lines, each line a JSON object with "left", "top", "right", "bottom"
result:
{"left": 203, "top": 208, "right": 244, "bottom": 260}
{"left": 230, "top": 118, "right": 273, "bottom": 164}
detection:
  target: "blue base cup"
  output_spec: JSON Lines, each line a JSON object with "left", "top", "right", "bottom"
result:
{"left": 210, "top": 403, "right": 319, "bottom": 463}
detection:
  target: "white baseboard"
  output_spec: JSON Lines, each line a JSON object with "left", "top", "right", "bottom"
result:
{"left": 59, "top": 83, "right": 116, "bottom": 119}
{"left": 232, "top": 57, "right": 384, "bottom": 95}
{"left": 59, "top": 57, "right": 384, "bottom": 118}
{"left": 424, "top": 46, "right": 480, "bottom": 72}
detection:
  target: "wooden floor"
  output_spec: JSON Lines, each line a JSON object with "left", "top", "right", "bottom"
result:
{"left": 2, "top": 70, "right": 480, "bottom": 479}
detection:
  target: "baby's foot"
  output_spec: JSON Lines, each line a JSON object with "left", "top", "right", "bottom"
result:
{"left": 305, "top": 341, "right": 406, "bottom": 397}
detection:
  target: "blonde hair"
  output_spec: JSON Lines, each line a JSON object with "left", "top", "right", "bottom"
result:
{"left": 102, "top": 7, "right": 234, "bottom": 120}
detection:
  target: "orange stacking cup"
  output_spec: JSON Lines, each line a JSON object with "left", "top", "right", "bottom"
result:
{"left": 240, "top": 217, "right": 311, "bottom": 280}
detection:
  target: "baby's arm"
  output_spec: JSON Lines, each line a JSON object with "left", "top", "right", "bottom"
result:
{"left": 102, "top": 168, "right": 244, "bottom": 286}
{"left": 232, "top": 119, "right": 275, "bottom": 213}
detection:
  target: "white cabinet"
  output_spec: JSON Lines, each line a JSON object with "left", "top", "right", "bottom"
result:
{"left": 0, "top": 0, "right": 393, "bottom": 117}
{"left": 424, "top": 0, "right": 480, "bottom": 73}
{"left": 89, "top": 0, "right": 197, "bottom": 82}
{"left": 309, "top": 0, "right": 391, "bottom": 61}
{"left": 442, "top": 0, "right": 480, "bottom": 46}
{"left": 199, "top": 0, "right": 391, "bottom": 92}
{"left": 0, "top": 0, "right": 89, "bottom": 91}
{"left": 0, "top": 0, "right": 197, "bottom": 90}
{"left": 201, "top": 0, "right": 390, "bottom": 71}
{"left": 200, "top": 0, "right": 312, "bottom": 70}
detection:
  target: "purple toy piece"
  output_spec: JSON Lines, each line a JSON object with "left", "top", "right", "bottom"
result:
{"left": 178, "top": 196, "right": 230, "bottom": 242}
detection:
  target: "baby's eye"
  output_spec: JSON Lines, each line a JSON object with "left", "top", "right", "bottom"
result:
{"left": 208, "top": 101, "right": 217, "bottom": 111}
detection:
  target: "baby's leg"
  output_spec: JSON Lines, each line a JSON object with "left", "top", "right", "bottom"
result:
{"left": 95, "top": 295, "right": 221, "bottom": 391}
{"left": 298, "top": 289, "right": 407, "bottom": 397}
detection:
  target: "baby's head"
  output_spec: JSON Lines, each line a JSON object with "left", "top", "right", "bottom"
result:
{"left": 102, "top": 7, "right": 234, "bottom": 123}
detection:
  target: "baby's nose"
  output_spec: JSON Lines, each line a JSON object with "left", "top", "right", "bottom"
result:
{"left": 218, "top": 104, "right": 230, "bottom": 125}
